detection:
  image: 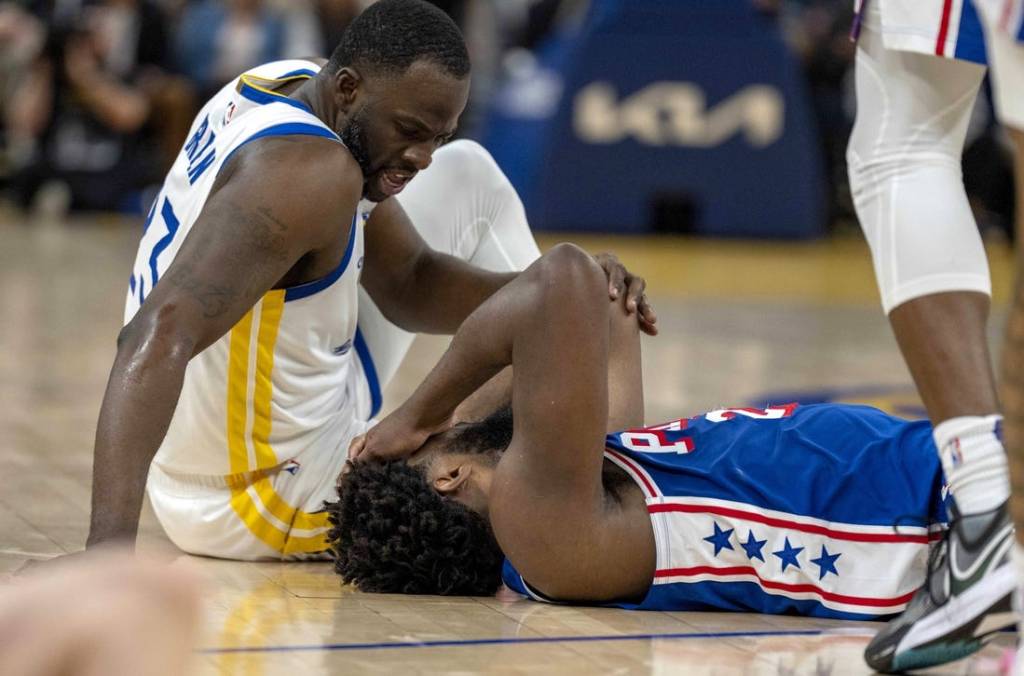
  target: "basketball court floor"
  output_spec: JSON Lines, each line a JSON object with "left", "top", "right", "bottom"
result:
{"left": 0, "top": 211, "right": 1016, "bottom": 674}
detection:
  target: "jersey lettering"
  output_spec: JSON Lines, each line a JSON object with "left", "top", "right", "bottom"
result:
{"left": 704, "top": 403, "right": 798, "bottom": 422}
{"left": 620, "top": 419, "right": 695, "bottom": 454}
{"left": 184, "top": 115, "right": 217, "bottom": 185}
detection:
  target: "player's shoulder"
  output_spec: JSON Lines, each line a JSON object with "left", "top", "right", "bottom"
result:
{"left": 223, "top": 131, "right": 362, "bottom": 205}
{"left": 207, "top": 132, "right": 362, "bottom": 254}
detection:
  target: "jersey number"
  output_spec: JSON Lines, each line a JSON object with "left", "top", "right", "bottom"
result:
{"left": 704, "top": 403, "right": 798, "bottom": 422}
{"left": 131, "top": 195, "right": 180, "bottom": 306}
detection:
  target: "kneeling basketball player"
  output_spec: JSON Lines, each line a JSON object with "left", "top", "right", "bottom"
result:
{"left": 329, "top": 245, "right": 1013, "bottom": 664}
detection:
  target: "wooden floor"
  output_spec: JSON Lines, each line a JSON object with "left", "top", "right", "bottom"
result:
{"left": 0, "top": 211, "right": 1016, "bottom": 675}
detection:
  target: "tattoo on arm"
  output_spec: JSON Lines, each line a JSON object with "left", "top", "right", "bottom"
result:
{"left": 163, "top": 202, "right": 295, "bottom": 318}
{"left": 164, "top": 263, "right": 236, "bottom": 319}
{"left": 233, "top": 203, "right": 290, "bottom": 263}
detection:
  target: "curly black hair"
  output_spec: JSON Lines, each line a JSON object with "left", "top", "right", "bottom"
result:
{"left": 326, "top": 0, "right": 470, "bottom": 79}
{"left": 327, "top": 461, "right": 505, "bottom": 595}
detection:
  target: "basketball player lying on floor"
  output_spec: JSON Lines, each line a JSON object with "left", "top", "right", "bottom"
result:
{"left": 329, "top": 243, "right": 1006, "bottom": 627}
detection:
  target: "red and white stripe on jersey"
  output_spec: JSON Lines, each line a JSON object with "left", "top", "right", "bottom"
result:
{"left": 650, "top": 496, "right": 938, "bottom": 616}
{"left": 605, "top": 448, "right": 663, "bottom": 498}
{"left": 605, "top": 446, "right": 941, "bottom": 617}
{"left": 877, "top": 0, "right": 972, "bottom": 58}
{"left": 866, "top": 0, "right": 1024, "bottom": 59}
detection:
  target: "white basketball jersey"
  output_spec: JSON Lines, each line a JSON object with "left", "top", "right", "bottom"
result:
{"left": 125, "top": 60, "right": 377, "bottom": 478}
{"left": 855, "top": 0, "right": 1024, "bottom": 62}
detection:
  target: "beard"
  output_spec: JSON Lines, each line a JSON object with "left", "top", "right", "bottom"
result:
{"left": 339, "top": 107, "right": 373, "bottom": 181}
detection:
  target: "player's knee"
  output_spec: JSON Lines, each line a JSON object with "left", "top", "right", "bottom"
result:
{"left": 434, "top": 139, "right": 514, "bottom": 194}
{"left": 439, "top": 139, "right": 494, "bottom": 172}
{"left": 845, "top": 143, "right": 866, "bottom": 199}
{"left": 846, "top": 155, "right": 877, "bottom": 234}
{"left": 845, "top": 131, "right": 890, "bottom": 215}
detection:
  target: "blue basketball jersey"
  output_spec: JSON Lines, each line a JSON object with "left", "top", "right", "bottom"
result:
{"left": 502, "top": 403, "right": 947, "bottom": 620}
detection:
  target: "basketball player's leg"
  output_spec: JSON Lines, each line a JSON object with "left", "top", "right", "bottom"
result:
{"left": 1004, "top": 126, "right": 1024, "bottom": 530}
{"left": 999, "top": 124, "right": 1024, "bottom": 676}
{"left": 982, "top": 0, "right": 1024, "bottom": 535}
{"left": 978, "top": 11, "right": 1024, "bottom": 670}
{"left": 0, "top": 550, "right": 199, "bottom": 676}
{"left": 357, "top": 139, "right": 541, "bottom": 394}
{"left": 849, "top": 3, "right": 1016, "bottom": 670}
{"left": 848, "top": 3, "right": 1007, "bottom": 516}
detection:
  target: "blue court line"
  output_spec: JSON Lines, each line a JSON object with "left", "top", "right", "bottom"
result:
{"left": 198, "top": 629, "right": 830, "bottom": 655}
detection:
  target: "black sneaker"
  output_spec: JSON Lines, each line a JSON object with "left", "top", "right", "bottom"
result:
{"left": 864, "top": 502, "right": 1017, "bottom": 673}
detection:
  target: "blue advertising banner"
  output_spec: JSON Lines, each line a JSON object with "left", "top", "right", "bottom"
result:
{"left": 482, "top": 0, "right": 825, "bottom": 238}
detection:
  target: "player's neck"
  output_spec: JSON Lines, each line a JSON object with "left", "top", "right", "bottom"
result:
{"left": 290, "top": 78, "right": 333, "bottom": 128}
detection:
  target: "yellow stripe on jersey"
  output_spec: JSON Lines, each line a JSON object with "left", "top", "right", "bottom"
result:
{"left": 226, "top": 293, "right": 329, "bottom": 555}
{"left": 252, "top": 478, "right": 330, "bottom": 533}
{"left": 252, "top": 291, "right": 284, "bottom": 469}
{"left": 237, "top": 73, "right": 312, "bottom": 98}
{"left": 227, "top": 307, "right": 255, "bottom": 474}
{"left": 230, "top": 482, "right": 328, "bottom": 555}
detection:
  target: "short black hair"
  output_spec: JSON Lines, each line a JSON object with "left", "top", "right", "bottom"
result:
{"left": 327, "top": 461, "right": 504, "bottom": 595}
{"left": 326, "top": 0, "right": 470, "bottom": 79}
{"left": 448, "top": 405, "right": 513, "bottom": 455}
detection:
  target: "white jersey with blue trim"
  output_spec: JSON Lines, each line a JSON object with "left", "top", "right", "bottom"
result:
{"left": 124, "top": 60, "right": 377, "bottom": 479}
{"left": 853, "top": 0, "right": 1024, "bottom": 63}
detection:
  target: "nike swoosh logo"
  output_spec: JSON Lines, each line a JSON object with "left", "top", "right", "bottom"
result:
{"left": 949, "top": 524, "right": 1013, "bottom": 592}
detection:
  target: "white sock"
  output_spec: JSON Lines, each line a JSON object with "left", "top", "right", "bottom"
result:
{"left": 933, "top": 415, "right": 1010, "bottom": 516}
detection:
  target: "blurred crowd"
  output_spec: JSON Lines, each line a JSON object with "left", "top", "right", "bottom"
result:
{"left": 0, "top": 0, "right": 1014, "bottom": 235}
{"left": 0, "top": 0, "right": 369, "bottom": 213}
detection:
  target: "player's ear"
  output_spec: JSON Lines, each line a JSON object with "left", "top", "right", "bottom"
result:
{"left": 333, "top": 67, "right": 362, "bottom": 110}
{"left": 433, "top": 463, "right": 473, "bottom": 495}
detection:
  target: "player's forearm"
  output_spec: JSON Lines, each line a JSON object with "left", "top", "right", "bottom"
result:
{"left": 452, "top": 367, "right": 513, "bottom": 423}
{"left": 398, "top": 263, "right": 541, "bottom": 427}
{"left": 86, "top": 327, "right": 192, "bottom": 547}
{"left": 388, "top": 251, "right": 516, "bottom": 334}
{"left": 402, "top": 245, "right": 603, "bottom": 427}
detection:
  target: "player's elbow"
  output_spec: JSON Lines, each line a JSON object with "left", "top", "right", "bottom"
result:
{"left": 117, "top": 303, "right": 197, "bottom": 370}
{"left": 533, "top": 243, "right": 605, "bottom": 303}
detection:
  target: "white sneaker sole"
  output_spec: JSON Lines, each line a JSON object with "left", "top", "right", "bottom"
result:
{"left": 896, "top": 563, "right": 1017, "bottom": 655}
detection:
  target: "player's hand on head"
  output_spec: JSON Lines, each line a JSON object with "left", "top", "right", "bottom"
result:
{"left": 348, "top": 406, "right": 451, "bottom": 463}
{"left": 347, "top": 422, "right": 428, "bottom": 463}
{"left": 593, "top": 252, "right": 658, "bottom": 336}
{"left": 346, "top": 435, "right": 368, "bottom": 462}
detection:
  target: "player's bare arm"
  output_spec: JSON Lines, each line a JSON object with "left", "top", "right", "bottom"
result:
{"left": 356, "top": 244, "right": 654, "bottom": 599}
{"left": 487, "top": 246, "right": 653, "bottom": 601}
{"left": 87, "top": 138, "right": 363, "bottom": 548}
{"left": 352, "top": 247, "right": 646, "bottom": 459}
{"left": 358, "top": 197, "right": 517, "bottom": 334}
{"left": 360, "top": 197, "right": 658, "bottom": 336}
